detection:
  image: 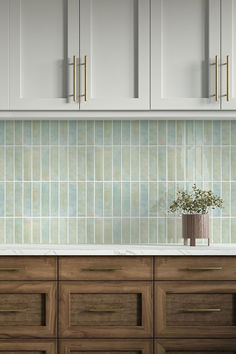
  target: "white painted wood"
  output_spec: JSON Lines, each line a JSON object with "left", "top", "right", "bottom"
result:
{"left": 221, "top": 0, "right": 236, "bottom": 109}
{"left": 0, "top": 1, "right": 9, "bottom": 110}
{"left": 10, "top": 0, "right": 79, "bottom": 110}
{"left": 79, "top": 0, "right": 150, "bottom": 110}
{"left": 151, "top": 0, "right": 221, "bottom": 110}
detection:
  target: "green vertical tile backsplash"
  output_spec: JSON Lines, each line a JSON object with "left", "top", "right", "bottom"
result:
{"left": 0, "top": 120, "right": 234, "bottom": 244}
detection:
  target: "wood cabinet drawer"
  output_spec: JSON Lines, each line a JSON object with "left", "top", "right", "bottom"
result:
{"left": 0, "top": 340, "right": 56, "bottom": 354}
{"left": 155, "top": 281, "right": 236, "bottom": 338}
{"left": 0, "top": 257, "right": 56, "bottom": 280}
{"left": 0, "top": 282, "right": 56, "bottom": 338}
{"left": 155, "top": 339, "right": 236, "bottom": 353}
{"left": 155, "top": 256, "right": 236, "bottom": 280}
{"left": 60, "top": 340, "right": 153, "bottom": 354}
{"left": 59, "top": 281, "right": 152, "bottom": 338}
{"left": 59, "top": 256, "right": 153, "bottom": 280}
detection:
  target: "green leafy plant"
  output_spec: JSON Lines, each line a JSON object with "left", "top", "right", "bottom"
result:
{"left": 169, "top": 184, "right": 223, "bottom": 215}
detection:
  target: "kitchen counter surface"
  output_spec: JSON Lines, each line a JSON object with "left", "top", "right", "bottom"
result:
{"left": 0, "top": 244, "right": 236, "bottom": 255}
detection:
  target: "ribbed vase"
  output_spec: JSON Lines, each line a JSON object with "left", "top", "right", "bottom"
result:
{"left": 182, "top": 214, "right": 210, "bottom": 247}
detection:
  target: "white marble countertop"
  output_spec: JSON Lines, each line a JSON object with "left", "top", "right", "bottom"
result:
{"left": 0, "top": 244, "right": 236, "bottom": 255}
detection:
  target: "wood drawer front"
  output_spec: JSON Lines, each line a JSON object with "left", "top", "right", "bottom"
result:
{"left": 0, "top": 340, "right": 56, "bottom": 354}
{"left": 59, "top": 256, "right": 153, "bottom": 280}
{"left": 0, "top": 282, "right": 56, "bottom": 338}
{"left": 60, "top": 339, "right": 153, "bottom": 354}
{"left": 0, "top": 257, "right": 56, "bottom": 280}
{"left": 155, "top": 256, "right": 236, "bottom": 280}
{"left": 59, "top": 281, "right": 153, "bottom": 338}
{"left": 155, "top": 339, "right": 236, "bottom": 353}
{"left": 155, "top": 282, "right": 236, "bottom": 338}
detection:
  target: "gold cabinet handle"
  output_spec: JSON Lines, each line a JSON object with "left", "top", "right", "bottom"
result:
{"left": 214, "top": 55, "right": 218, "bottom": 101}
{"left": 0, "top": 309, "right": 27, "bottom": 313}
{"left": 0, "top": 267, "right": 25, "bottom": 271}
{"left": 82, "top": 267, "right": 123, "bottom": 272}
{"left": 86, "top": 308, "right": 122, "bottom": 313}
{"left": 186, "top": 267, "right": 222, "bottom": 271}
{"left": 73, "top": 55, "right": 77, "bottom": 102}
{"left": 223, "top": 55, "right": 230, "bottom": 101}
{"left": 183, "top": 308, "right": 221, "bottom": 313}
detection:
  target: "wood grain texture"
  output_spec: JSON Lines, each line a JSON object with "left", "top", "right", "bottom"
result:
{"left": 59, "top": 281, "right": 153, "bottom": 338}
{"left": 155, "top": 281, "right": 236, "bottom": 338}
{"left": 155, "top": 339, "right": 236, "bottom": 353}
{"left": 59, "top": 256, "right": 153, "bottom": 281}
{"left": 155, "top": 256, "right": 236, "bottom": 280}
{"left": 0, "top": 340, "right": 56, "bottom": 353}
{"left": 0, "top": 282, "right": 56, "bottom": 338}
{"left": 182, "top": 214, "right": 210, "bottom": 240}
{"left": 0, "top": 257, "right": 56, "bottom": 280}
{"left": 60, "top": 339, "right": 153, "bottom": 354}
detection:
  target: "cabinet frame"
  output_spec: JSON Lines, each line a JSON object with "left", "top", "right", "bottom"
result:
{"left": 155, "top": 339, "right": 236, "bottom": 353}
{"left": 0, "top": 340, "right": 56, "bottom": 353}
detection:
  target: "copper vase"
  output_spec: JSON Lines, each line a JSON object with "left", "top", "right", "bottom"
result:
{"left": 182, "top": 214, "right": 210, "bottom": 247}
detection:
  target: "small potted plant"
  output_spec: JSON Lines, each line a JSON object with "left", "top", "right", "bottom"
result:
{"left": 169, "top": 184, "right": 223, "bottom": 246}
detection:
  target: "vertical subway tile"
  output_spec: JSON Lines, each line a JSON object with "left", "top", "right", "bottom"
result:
{"left": 42, "top": 219, "right": 49, "bottom": 243}
{"left": 131, "top": 121, "right": 139, "bottom": 145}
{"left": 32, "top": 147, "right": 40, "bottom": 181}
{"left": 95, "top": 183, "right": 103, "bottom": 217}
{"left": 167, "top": 218, "right": 175, "bottom": 243}
{"left": 149, "top": 183, "right": 157, "bottom": 216}
{"left": 0, "top": 148, "right": 4, "bottom": 180}
{"left": 51, "top": 218, "right": 58, "bottom": 244}
{"left": 69, "top": 121, "right": 76, "bottom": 145}
{"left": 15, "top": 121, "right": 22, "bottom": 145}
{"left": 232, "top": 147, "right": 236, "bottom": 181}
{"left": 104, "top": 121, "right": 112, "bottom": 145}
{"left": 23, "top": 218, "right": 31, "bottom": 243}
{"left": 6, "top": 219, "right": 13, "bottom": 243}
{"left": 122, "top": 121, "right": 130, "bottom": 145}
{"left": 78, "top": 182, "right": 86, "bottom": 216}
{"left": 15, "top": 183, "right": 22, "bottom": 216}
{"left": 232, "top": 182, "right": 236, "bottom": 216}
{"left": 131, "top": 147, "right": 139, "bottom": 181}
{"left": 149, "top": 147, "right": 157, "bottom": 181}
{"left": 0, "top": 183, "right": 4, "bottom": 216}
{"left": 60, "top": 182, "right": 67, "bottom": 217}
{"left": 60, "top": 147, "right": 68, "bottom": 181}
{"left": 87, "top": 218, "right": 94, "bottom": 244}
{"left": 167, "top": 121, "right": 176, "bottom": 145}
{"left": 140, "top": 183, "right": 148, "bottom": 217}
{"left": 6, "top": 121, "right": 14, "bottom": 145}
{"left": 0, "top": 121, "right": 4, "bottom": 145}
{"left": 0, "top": 219, "right": 4, "bottom": 243}
{"left": 149, "top": 121, "right": 157, "bottom": 145}
{"left": 157, "top": 121, "right": 166, "bottom": 145}
{"left": 113, "top": 121, "right": 121, "bottom": 145}
{"left": 6, "top": 182, "right": 13, "bottom": 216}
{"left": 158, "top": 218, "right": 166, "bottom": 243}
{"left": 87, "top": 121, "right": 94, "bottom": 145}
{"left": 140, "top": 218, "right": 148, "bottom": 243}
{"left": 149, "top": 218, "right": 157, "bottom": 243}
{"left": 104, "top": 218, "right": 113, "bottom": 243}
{"left": 69, "top": 147, "right": 77, "bottom": 181}
{"left": 158, "top": 147, "right": 166, "bottom": 181}
{"left": 140, "top": 147, "right": 148, "bottom": 181}
{"left": 122, "top": 219, "right": 130, "bottom": 244}
{"left": 104, "top": 182, "right": 112, "bottom": 217}
{"left": 41, "top": 121, "right": 49, "bottom": 145}
{"left": 186, "top": 121, "right": 195, "bottom": 145}
{"left": 113, "top": 182, "right": 121, "bottom": 217}
{"left": 87, "top": 182, "right": 94, "bottom": 216}
{"left": 113, "top": 219, "right": 121, "bottom": 244}
{"left": 15, "top": 147, "right": 22, "bottom": 181}
{"left": 32, "top": 121, "right": 40, "bottom": 145}
{"left": 87, "top": 146, "right": 94, "bottom": 181}
{"left": 6, "top": 147, "right": 14, "bottom": 181}
{"left": 60, "top": 218, "right": 68, "bottom": 243}
{"left": 232, "top": 121, "right": 236, "bottom": 145}
{"left": 222, "top": 121, "right": 231, "bottom": 145}
{"left": 95, "top": 219, "right": 103, "bottom": 244}
{"left": 203, "top": 147, "right": 212, "bottom": 181}
{"left": 122, "top": 182, "right": 130, "bottom": 216}
{"left": 42, "top": 182, "right": 49, "bottom": 216}
{"left": 122, "top": 147, "right": 130, "bottom": 181}
{"left": 167, "top": 182, "right": 175, "bottom": 210}
{"left": 59, "top": 121, "right": 68, "bottom": 145}
{"left": 186, "top": 146, "right": 195, "bottom": 181}
{"left": 95, "top": 147, "right": 103, "bottom": 181}
{"left": 131, "top": 183, "right": 139, "bottom": 217}
{"left": 157, "top": 182, "right": 166, "bottom": 216}
{"left": 15, "top": 219, "right": 22, "bottom": 244}
{"left": 104, "top": 147, "right": 112, "bottom": 181}
{"left": 131, "top": 219, "right": 139, "bottom": 243}
{"left": 176, "top": 121, "right": 184, "bottom": 145}
{"left": 213, "top": 147, "right": 221, "bottom": 181}
{"left": 168, "top": 147, "right": 175, "bottom": 181}
{"left": 50, "top": 121, "right": 58, "bottom": 145}
{"left": 23, "top": 147, "right": 31, "bottom": 181}
{"left": 78, "top": 147, "right": 86, "bottom": 181}
{"left": 213, "top": 121, "right": 221, "bottom": 145}
{"left": 176, "top": 147, "right": 184, "bottom": 181}
{"left": 140, "top": 121, "right": 148, "bottom": 145}
{"left": 50, "top": 147, "right": 58, "bottom": 181}
{"left": 69, "top": 218, "right": 77, "bottom": 244}
{"left": 222, "top": 218, "right": 230, "bottom": 243}
{"left": 77, "top": 121, "right": 86, "bottom": 145}
{"left": 41, "top": 147, "right": 50, "bottom": 181}
{"left": 69, "top": 183, "right": 77, "bottom": 217}
{"left": 95, "top": 121, "right": 103, "bottom": 145}
{"left": 204, "top": 121, "right": 213, "bottom": 145}
{"left": 213, "top": 182, "right": 221, "bottom": 216}
{"left": 195, "top": 121, "right": 203, "bottom": 145}
{"left": 232, "top": 219, "right": 236, "bottom": 243}
{"left": 213, "top": 218, "right": 221, "bottom": 243}
{"left": 32, "top": 182, "right": 40, "bottom": 217}
{"left": 78, "top": 218, "right": 86, "bottom": 243}
{"left": 222, "top": 182, "right": 230, "bottom": 216}
{"left": 222, "top": 147, "right": 230, "bottom": 181}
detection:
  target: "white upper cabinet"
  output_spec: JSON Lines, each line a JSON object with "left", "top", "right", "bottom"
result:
{"left": 0, "top": 1, "right": 9, "bottom": 110}
{"left": 10, "top": 0, "right": 77, "bottom": 110}
{"left": 221, "top": 0, "right": 236, "bottom": 109}
{"left": 79, "top": 0, "right": 150, "bottom": 110}
{"left": 151, "top": 0, "right": 221, "bottom": 110}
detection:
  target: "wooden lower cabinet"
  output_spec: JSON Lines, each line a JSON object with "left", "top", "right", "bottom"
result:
{"left": 155, "top": 339, "right": 236, "bottom": 353}
{"left": 0, "top": 281, "right": 56, "bottom": 338}
{"left": 59, "top": 281, "right": 153, "bottom": 338}
{"left": 60, "top": 340, "right": 153, "bottom": 354}
{"left": 0, "top": 340, "right": 56, "bottom": 353}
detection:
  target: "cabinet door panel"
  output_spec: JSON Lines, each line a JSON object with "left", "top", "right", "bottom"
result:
{"left": 151, "top": 0, "right": 220, "bottom": 110}
{"left": 222, "top": 0, "right": 236, "bottom": 109}
{"left": 10, "top": 0, "right": 78, "bottom": 110}
{"left": 80, "top": 0, "right": 149, "bottom": 110}
{"left": 0, "top": 340, "right": 56, "bottom": 354}
{"left": 0, "top": 0, "right": 9, "bottom": 110}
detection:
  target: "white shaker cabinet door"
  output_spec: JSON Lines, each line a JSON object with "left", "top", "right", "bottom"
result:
{"left": 221, "top": 0, "right": 236, "bottom": 109}
{"left": 151, "top": 0, "right": 220, "bottom": 110}
{"left": 79, "top": 0, "right": 150, "bottom": 110}
{"left": 0, "top": 1, "right": 9, "bottom": 110}
{"left": 9, "top": 0, "right": 79, "bottom": 110}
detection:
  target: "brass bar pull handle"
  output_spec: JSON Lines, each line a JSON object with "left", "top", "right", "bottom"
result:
{"left": 214, "top": 55, "right": 218, "bottom": 101}
{"left": 73, "top": 55, "right": 77, "bottom": 102}
{"left": 0, "top": 267, "right": 25, "bottom": 271}
{"left": 186, "top": 267, "right": 222, "bottom": 271}
{"left": 87, "top": 308, "right": 122, "bottom": 313}
{"left": 82, "top": 267, "right": 123, "bottom": 272}
{"left": 183, "top": 308, "right": 221, "bottom": 313}
{"left": 0, "top": 309, "right": 27, "bottom": 312}
{"left": 223, "top": 55, "right": 230, "bottom": 101}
